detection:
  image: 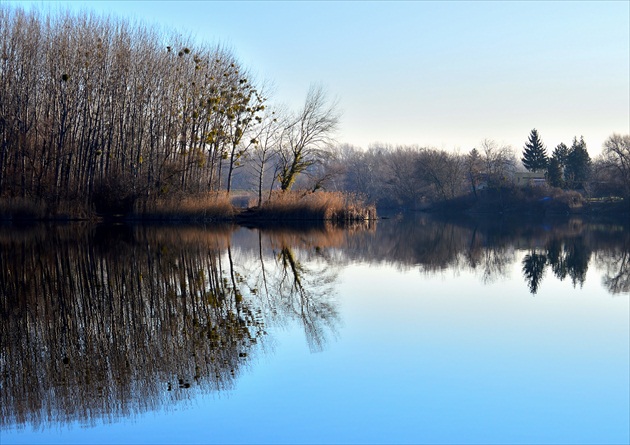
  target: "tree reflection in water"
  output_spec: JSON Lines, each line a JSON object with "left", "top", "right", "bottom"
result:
{"left": 342, "top": 214, "right": 629, "bottom": 295}
{"left": 520, "top": 221, "right": 630, "bottom": 295}
{"left": 0, "top": 223, "right": 345, "bottom": 429}
{"left": 1, "top": 216, "right": 627, "bottom": 430}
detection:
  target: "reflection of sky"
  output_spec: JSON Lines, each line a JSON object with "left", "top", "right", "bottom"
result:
{"left": 4, "top": 258, "right": 628, "bottom": 444}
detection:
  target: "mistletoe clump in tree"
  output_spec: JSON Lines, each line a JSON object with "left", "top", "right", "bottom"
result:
{"left": 521, "top": 128, "right": 548, "bottom": 172}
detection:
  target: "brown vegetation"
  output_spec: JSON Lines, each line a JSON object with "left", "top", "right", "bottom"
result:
{"left": 132, "top": 192, "right": 236, "bottom": 221}
{"left": 242, "top": 190, "right": 376, "bottom": 223}
{"left": 3, "top": 6, "right": 625, "bottom": 223}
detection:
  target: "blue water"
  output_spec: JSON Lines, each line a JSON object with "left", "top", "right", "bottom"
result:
{"left": 2, "top": 219, "right": 629, "bottom": 444}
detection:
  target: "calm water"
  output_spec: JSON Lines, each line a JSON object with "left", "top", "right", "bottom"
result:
{"left": 1, "top": 215, "right": 628, "bottom": 444}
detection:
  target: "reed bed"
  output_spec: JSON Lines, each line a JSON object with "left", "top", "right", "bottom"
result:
{"left": 245, "top": 191, "right": 376, "bottom": 222}
{"left": 135, "top": 192, "right": 236, "bottom": 221}
{"left": 0, "top": 197, "right": 93, "bottom": 221}
{"left": 1, "top": 191, "right": 377, "bottom": 225}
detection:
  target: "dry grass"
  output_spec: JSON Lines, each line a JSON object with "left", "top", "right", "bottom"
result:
{"left": 1, "top": 191, "right": 378, "bottom": 224}
{"left": 0, "top": 197, "right": 92, "bottom": 220}
{"left": 248, "top": 191, "right": 376, "bottom": 222}
{"left": 136, "top": 192, "right": 235, "bottom": 221}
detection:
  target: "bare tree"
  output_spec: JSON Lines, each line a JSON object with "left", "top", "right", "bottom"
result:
{"left": 248, "top": 107, "right": 284, "bottom": 206}
{"left": 479, "top": 139, "right": 517, "bottom": 187}
{"left": 599, "top": 133, "right": 630, "bottom": 200}
{"left": 277, "top": 84, "right": 340, "bottom": 191}
{"left": 466, "top": 148, "right": 484, "bottom": 199}
{"left": 416, "top": 148, "right": 466, "bottom": 201}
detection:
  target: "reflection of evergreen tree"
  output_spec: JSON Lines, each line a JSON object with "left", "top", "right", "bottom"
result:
{"left": 564, "top": 237, "right": 590, "bottom": 288}
{"left": 522, "top": 251, "right": 548, "bottom": 294}
{"left": 546, "top": 238, "right": 568, "bottom": 280}
{"left": 543, "top": 236, "right": 591, "bottom": 288}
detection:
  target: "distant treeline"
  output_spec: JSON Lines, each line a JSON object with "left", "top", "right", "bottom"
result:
{"left": 328, "top": 133, "right": 629, "bottom": 212}
{"left": 1, "top": 6, "right": 628, "bottom": 218}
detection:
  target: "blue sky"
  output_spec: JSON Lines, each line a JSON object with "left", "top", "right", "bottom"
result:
{"left": 10, "top": 1, "right": 630, "bottom": 156}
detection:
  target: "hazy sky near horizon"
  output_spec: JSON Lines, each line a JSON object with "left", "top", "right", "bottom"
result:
{"left": 10, "top": 1, "right": 630, "bottom": 156}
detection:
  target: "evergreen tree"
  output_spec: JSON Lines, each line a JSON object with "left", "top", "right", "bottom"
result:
{"left": 564, "top": 136, "right": 591, "bottom": 190}
{"left": 552, "top": 142, "right": 569, "bottom": 167}
{"left": 521, "top": 129, "right": 548, "bottom": 172}
{"left": 546, "top": 156, "right": 563, "bottom": 188}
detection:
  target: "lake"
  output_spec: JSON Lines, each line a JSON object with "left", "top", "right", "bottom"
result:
{"left": 1, "top": 214, "right": 628, "bottom": 444}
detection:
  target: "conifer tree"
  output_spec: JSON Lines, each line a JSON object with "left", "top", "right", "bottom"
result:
{"left": 565, "top": 136, "right": 591, "bottom": 189}
{"left": 546, "top": 156, "right": 563, "bottom": 188}
{"left": 521, "top": 129, "right": 548, "bottom": 172}
{"left": 552, "top": 142, "right": 569, "bottom": 168}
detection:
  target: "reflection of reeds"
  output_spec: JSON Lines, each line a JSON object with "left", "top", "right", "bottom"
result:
{"left": 263, "top": 226, "right": 347, "bottom": 251}
{"left": 136, "top": 225, "right": 235, "bottom": 251}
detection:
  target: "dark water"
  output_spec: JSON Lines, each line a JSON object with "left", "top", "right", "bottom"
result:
{"left": 1, "top": 215, "right": 628, "bottom": 444}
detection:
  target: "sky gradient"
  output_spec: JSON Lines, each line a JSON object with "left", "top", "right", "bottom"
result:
{"left": 10, "top": 0, "right": 630, "bottom": 156}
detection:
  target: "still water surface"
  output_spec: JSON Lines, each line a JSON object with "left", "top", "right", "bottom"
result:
{"left": 1, "top": 215, "right": 628, "bottom": 444}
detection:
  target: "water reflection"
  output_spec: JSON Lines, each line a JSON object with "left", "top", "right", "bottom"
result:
{"left": 522, "top": 233, "right": 593, "bottom": 294}
{"left": 1, "top": 216, "right": 628, "bottom": 432}
{"left": 0, "top": 223, "right": 346, "bottom": 430}
{"left": 343, "top": 215, "right": 629, "bottom": 295}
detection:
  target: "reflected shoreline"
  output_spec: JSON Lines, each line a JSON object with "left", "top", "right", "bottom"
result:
{"left": 1, "top": 216, "right": 627, "bottom": 430}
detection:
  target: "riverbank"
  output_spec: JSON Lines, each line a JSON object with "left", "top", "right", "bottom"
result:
{"left": 423, "top": 186, "right": 629, "bottom": 222}
{"left": 0, "top": 191, "right": 377, "bottom": 227}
